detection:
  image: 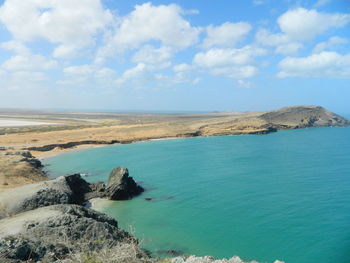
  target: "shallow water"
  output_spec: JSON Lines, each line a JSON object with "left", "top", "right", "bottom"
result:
{"left": 44, "top": 127, "right": 350, "bottom": 263}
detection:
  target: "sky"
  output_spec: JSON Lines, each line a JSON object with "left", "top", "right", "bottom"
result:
{"left": 0, "top": 0, "right": 349, "bottom": 113}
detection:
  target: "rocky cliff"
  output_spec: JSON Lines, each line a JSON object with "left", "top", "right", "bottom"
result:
{"left": 0, "top": 169, "right": 281, "bottom": 263}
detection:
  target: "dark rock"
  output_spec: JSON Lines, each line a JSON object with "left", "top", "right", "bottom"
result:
{"left": 20, "top": 157, "right": 43, "bottom": 168}
{"left": 21, "top": 188, "right": 74, "bottom": 212}
{"left": 65, "top": 174, "right": 92, "bottom": 204}
{"left": 25, "top": 140, "right": 120, "bottom": 152}
{"left": 0, "top": 205, "right": 139, "bottom": 262}
{"left": 85, "top": 181, "right": 107, "bottom": 200}
{"left": 106, "top": 167, "right": 144, "bottom": 200}
{"left": 0, "top": 167, "right": 144, "bottom": 218}
{"left": 20, "top": 151, "right": 32, "bottom": 158}
{"left": 0, "top": 176, "right": 74, "bottom": 218}
{"left": 90, "top": 181, "right": 106, "bottom": 193}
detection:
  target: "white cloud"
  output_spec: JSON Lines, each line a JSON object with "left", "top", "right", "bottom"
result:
{"left": 53, "top": 44, "right": 79, "bottom": 58}
{"left": 275, "top": 42, "right": 303, "bottom": 55}
{"left": 0, "top": 70, "right": 49, "bottom": 92}
{"left": 194, "top": 46, "right": 266, "bottom": 78}
{"left": 110, "top": 3, "right": 199, "bottom": 50}
{"left": 201, "top": 22, "right": 251, "bottom": 49}
{"left": 0, "top": 0, "right": 113, "bottom": 58}
{"left": 116, "top": 61, "right": 197, "bottom": 88}
{"left": 116, "top": 63, "right": 146, "bottom": 84}
{"left": 0, "top": 40, "right": 30, "bottom": 54}
{"left": 278, "top": 51, "right": 350, "bottom": 78}
{"left": 237, "top": 79, "right": 252, "bottom": 88}
{"left": 253, "top": 0, "right": 265, "bottom": 6}
{"left": 192, "top": 78, "right": 200, "bottom": 85}
{"left": 2, "top": 54, "right": 55, "bottom": 71}
{"left": 64, "top": 65, "right": 94, "bottom": 76}
{"left": 278, "top": 8, "right": 350, "bottom": 41}
{"left": 63, "top": 64, "right": 116, "bottom": 79}
{"left": 0, "top": 40, "right": 57, "bottom": 71}
{"left": 255, "top": 28, "right": 302, "bottom": 55}
{"left": 172, "top": 64, "right": 193, "bottom": 84}
{"left": 2, "top": 54, "right": 57, "bottom": 71}
{"left": 314, "top": 0, "right": 331, "bottom": 8}
{"left": 132, "top": 45, "right": 173, "bottom": 70}
{"left": 12, "top": 71, "right": 47, "bottom": 82}
{"left": 255, "top": 29, "right": 289, "bottom": 46}
{"left": 61, "top": 64, "right": 117, "bottom": 88}
{"left": 312, "top": 36, "right": 348, "bottom": 54}
{"left": 173, "top": 63, "right": 192, "bottom": 72}
{"left": 94, "top": 67, "right": 116, "bottom": 79}
{"left": 256, "top": 8, "right": 350, "bottom": 55}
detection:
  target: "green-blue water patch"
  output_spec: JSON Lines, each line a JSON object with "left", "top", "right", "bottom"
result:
{"left": 43, "top": 127, "right": 350, "bottom": 263}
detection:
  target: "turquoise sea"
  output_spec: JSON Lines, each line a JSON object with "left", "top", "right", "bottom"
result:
{"left": 43, "top": 126, "right": 350, "bottom": 263}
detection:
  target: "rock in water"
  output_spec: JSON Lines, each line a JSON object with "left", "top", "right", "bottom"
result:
{"left": 0, "top": 167, "right": 145, "bottom": 218}
{"left": 106, "top": 166, "right": 144, "bottom": 200}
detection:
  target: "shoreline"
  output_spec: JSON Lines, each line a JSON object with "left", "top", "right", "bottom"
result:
{"left": 30, "top": 126, "right": 341, "bottom": 160}
{"left": 1, "top": 105, "right": 348, "bottom": 161}
{"left": 88, "top": 197, "right": 116, "bottom": 211}
{"left": 36, "top": 136, "right": 187, "bottom": 159}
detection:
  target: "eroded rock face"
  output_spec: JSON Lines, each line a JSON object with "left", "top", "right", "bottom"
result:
{"left": 0, "top": 167, "right": 144, "bottom": 218}
{"left": 106, "top": 166, "right": 144, "bottom": 200}
{"left": 0, "top": 176, "right": 75, "bottom": 219}
{"left": 0, "top": 205, "right": 137, "bottom": 262}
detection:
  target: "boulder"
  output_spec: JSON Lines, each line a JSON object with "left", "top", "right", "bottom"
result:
{"left": 0, "top": 174, "right": 95, "bottom": 218}
{"left": 0, "top": 167, "right": 144, "bottom": 218}
{"left": 0, "top": 176, "right": 75, "bottom": 219}
{"left": 106, "top": 166, "right": 144, "bottom": 200}
{"left": 0, "top": 204, "right": 138, "bottom": 262}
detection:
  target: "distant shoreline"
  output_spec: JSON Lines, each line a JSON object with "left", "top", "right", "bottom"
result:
{"left": 1, "top": 106, "right": 348, "bottom": 161}
{"left": 1, "top": 105, "right": 349, "bottom": 189}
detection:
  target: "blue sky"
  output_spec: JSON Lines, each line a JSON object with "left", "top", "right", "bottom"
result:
{"left": 0, "top": 0, "right": 349, "bottom": 113}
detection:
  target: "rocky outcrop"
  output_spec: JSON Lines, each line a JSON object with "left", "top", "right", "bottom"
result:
{"left": 85, "top": 167, "right": 145, "bottom": 201}
{"left": 0, "top": 167, "right": 144, "bottom": 218}
{"left": 260, "top": 106, "right": 350, "bottom": 128}
{"left": 105, "top": 167, "right": 144, "bottom": 200}
{"left": 0, "top": 176, "right": 74, "bottom": 218}
{"left": 0, "top": 167, "right": 285, "bottom": 263}
{"left": 0, "top": 204, "right": 144, "bottom": 262}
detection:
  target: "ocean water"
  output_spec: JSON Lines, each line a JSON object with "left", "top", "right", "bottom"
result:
{"left": 43, "top": 127, "right": 350, "bottom": 263}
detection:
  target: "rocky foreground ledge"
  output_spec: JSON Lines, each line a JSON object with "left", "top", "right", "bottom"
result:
{"left": 0, "top": 167, "right": 283, "bottom": 263}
